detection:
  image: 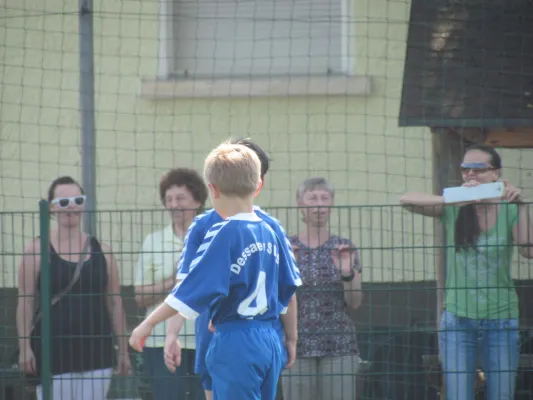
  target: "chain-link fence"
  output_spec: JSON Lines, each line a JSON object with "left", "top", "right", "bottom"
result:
{"left": 1, "top": 203, "right": 533, "bottom": 399}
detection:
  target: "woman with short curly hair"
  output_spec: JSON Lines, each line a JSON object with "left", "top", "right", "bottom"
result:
{"left": 134, "top": 168, "right": 208, "bottom": 400}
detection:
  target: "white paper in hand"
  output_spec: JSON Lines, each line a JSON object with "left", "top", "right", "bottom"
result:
{"left": 443, "top": 182, "right": 504, "bottom": 204}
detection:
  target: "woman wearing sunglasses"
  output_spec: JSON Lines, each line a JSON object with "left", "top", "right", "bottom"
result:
{"left": 16, "top": 176, "right": 131, "bottom": 400}
{"left": 400, "top": 144, "right": 533, "bottom": 400}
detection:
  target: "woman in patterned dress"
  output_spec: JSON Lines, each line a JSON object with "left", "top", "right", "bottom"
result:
{"left": 282, "top": 176, "right": 363, "bottom": 400}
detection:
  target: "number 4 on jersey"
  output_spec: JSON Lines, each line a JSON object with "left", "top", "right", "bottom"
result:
{"left": 237, "top": 271, "right": 268, "bottom": 318}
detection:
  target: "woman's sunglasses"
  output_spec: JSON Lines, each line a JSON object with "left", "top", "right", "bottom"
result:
{"left": 460, "top": 162, "right": 496, "bottom": 174}
{"left": 51, "top": 195, "right": 86, "bottom": 208}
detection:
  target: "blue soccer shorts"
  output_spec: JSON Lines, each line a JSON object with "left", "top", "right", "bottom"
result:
{"left": 201, "top": 373, "right": 213, "bottom": 391}
{"left": 200, "top": 334, "right": 287, "bottom": 393}
{"left": 205, "top": 320, "right": 283, "bottom": 400}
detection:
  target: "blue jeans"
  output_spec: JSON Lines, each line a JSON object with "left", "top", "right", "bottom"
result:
{"left": 143, "top": 347, "right": 205, "bottom": 400}
{"left": 439, "top": 310, "right": 520, "bottom": 400}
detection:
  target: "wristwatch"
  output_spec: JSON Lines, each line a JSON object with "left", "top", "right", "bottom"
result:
{"left": 341, "top": 268, "right": 355, "bottom": 282}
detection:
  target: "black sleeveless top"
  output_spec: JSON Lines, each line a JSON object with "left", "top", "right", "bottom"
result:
{"left": 30, "top": 237, "right": 115, "bottom": 379}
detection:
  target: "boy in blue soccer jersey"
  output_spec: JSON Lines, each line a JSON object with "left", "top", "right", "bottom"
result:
{"left": 129, "top": 142, "right": 300, "bottom": 400}
{"left": 162, "top": 139, "right": 300, "bottom": 400}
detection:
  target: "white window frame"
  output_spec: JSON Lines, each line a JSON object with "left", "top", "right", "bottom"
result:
{"left": 145, "top": 0, "right": 370, "bottom": 99}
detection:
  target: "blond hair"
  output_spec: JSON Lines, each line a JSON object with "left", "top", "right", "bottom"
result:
{"left": 204, "top": 142, "right": 261, "bottom": 197}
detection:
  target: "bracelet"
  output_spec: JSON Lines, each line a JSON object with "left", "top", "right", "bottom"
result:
{"left": 341, "top": 269, "right": 355, "bottom": 282}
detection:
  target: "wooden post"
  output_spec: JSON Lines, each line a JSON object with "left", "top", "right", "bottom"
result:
{"left": 431, "top": 127, "right": 465, "bottom": 400}
{"left": 431, "top": 127, "right": 464, "bottom": 327}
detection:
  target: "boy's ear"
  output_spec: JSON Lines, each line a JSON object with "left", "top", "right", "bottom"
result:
{"left": 208, "top": 183, "right": 221, "bottom": 199}
{"left": 253, "top": 179, "right": 264, "bottom": 198}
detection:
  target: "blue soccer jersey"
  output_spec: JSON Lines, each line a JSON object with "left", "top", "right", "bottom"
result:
{"left": 173, "top": 207, "right": 301, "bottom": 381}
{"left": 166, "top": 212, "right": 297, "bottom": 325}
{"left": 175, "top": 209, "right": 222, "bottom": 282}
{"left": 177, "top": 206, "right": 301, "bottom": 283}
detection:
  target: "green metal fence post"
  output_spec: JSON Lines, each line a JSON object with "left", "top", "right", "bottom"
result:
{"left": 39, "top": 200, "right": 52, "bottom": 400}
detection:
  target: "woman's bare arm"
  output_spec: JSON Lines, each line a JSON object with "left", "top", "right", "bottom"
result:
{"left": 135, "top": 277, "right": 177, "bottom": 308}
{"left": 400, "top": 192, "right": 445, "bottom": 217}
{"left": 513, "top": 202, "right": 533, "bottom": 259}
{"left": 133, "top": 235, "right": 178, "bottom": 308}
{"left": 16, "top": 239, "right": 41, "bottom": 370}
{"left": 343, "top": 270, "right": 363, "bottom": 310}
{"left": 102, "top": 243, "right": 129, "bottom": 356}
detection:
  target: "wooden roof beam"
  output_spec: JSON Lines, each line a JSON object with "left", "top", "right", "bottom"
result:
{"left": 445, "top": 127, "right": 533, "bottom": 148}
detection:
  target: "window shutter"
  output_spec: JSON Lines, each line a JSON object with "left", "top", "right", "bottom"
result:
{"left": 173, "top": 0, "right": 344, "bottom": 77}
{"left": 399, "top": 0, "right": 533, "bottom": 127}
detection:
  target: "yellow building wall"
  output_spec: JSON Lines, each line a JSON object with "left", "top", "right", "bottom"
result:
{"left": 1, "top": 0, "right": 531, "bottom": 287}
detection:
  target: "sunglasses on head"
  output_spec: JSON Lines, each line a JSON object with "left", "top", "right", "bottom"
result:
{"left": 460, "top": 162, "right": 496, "bottom": 173}
{"left": 51, "top": 195, "right": 86, "bottom": 208}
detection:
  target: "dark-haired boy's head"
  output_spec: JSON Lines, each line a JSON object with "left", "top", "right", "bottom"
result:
{"left": 230, "top": 138, "right": 270, "bottom": 179}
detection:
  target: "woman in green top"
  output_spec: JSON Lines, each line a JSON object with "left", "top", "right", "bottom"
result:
{"left": 400, "top": 144, "right": 533, "bottom": 400}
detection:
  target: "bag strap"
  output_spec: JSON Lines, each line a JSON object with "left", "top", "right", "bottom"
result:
{"left": 32, "top": 236, "right": 92, "bottom": 325}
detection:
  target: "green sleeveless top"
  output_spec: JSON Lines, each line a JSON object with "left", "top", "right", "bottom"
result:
{"left": 442, "top": 203, "right": 519, "bottom": 319}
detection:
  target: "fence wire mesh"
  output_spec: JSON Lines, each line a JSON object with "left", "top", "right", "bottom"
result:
{"left": 2, "top": 0, "right": 533, "bottom": 399}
